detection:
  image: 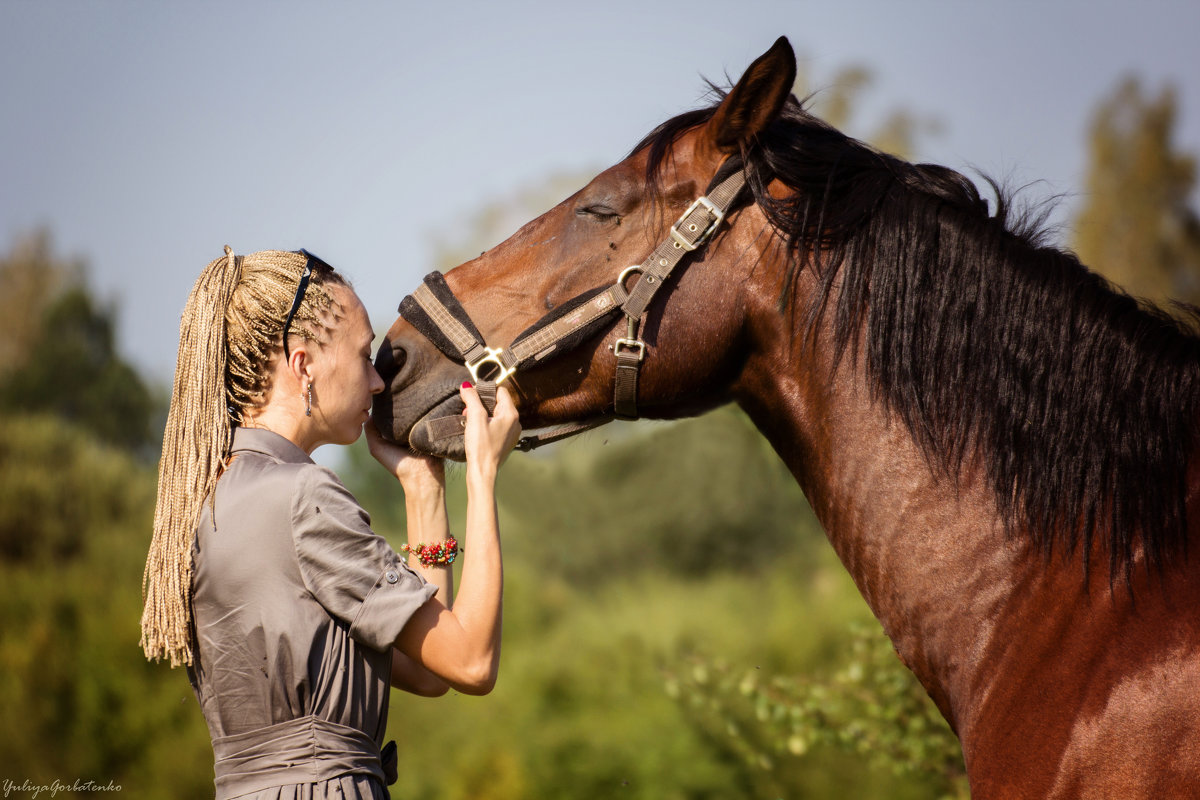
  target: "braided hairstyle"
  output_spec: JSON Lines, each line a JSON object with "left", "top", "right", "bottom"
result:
{"left": 140, "top": 247, "right": 346, "bottom": 666}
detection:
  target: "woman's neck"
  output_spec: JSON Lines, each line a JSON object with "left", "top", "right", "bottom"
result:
{"left": 240, "top": 403, "right": 315, "bottom": 454}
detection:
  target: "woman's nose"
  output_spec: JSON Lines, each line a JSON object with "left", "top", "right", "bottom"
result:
{"left": 369, "top": 364, "right": 386, "bottom": 395}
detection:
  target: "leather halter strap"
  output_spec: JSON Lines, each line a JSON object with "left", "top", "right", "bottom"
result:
{"left": 398, "top": 167, "right": 746, "bottom": 451}
{"left": 611, "top": 168, "right": 746, "bottom": 418}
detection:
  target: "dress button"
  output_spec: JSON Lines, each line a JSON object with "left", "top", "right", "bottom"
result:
{"left": 385, "top": 570, "right": 399, "bottom": 584}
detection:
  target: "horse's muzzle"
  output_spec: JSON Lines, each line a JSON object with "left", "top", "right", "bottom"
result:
{"left": 372, "top": 334, "right": 470, "bottom": 460}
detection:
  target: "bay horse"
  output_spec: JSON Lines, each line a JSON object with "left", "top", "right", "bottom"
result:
{"left": 375, "top": 37, "right": 1200, "bottom": 797}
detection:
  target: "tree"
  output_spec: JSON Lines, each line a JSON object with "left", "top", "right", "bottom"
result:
{"left": 1072, "top": 77, "right": 1200, "bottom": 307}
{"left": 0, "top": 232, "right": 160, "bottom": 455}
{"left": 0, "top": 414, "right": 212, "bottom": 797}
{"left": 0, "top": 229, "right": 79, "bottom": 373}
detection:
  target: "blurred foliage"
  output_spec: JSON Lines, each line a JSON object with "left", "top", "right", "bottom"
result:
{"left": 0, "top": 394, "right": 957, "bottom": 798}
{"left": 0, "top": 415, "right": 143, "bottom": 561}
{"left": 0, "top": 414, "right": 212, "bottom": 798}
{"left": 496, "top": 411, "right": 811, "bottom": 582}
{"left": 1073, "top": 76, "right": 1200, "bottom": 307}
{"left": 0, "top": 231, "right": 162, "bottom": 455}
{"left": 380, "top": 548, "right": 947, "bottom": 800}
{"left": 665, "top": 624, "right": 968, "bottom": 800}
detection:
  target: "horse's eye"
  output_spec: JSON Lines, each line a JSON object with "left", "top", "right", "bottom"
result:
{"left": 577, "top": 205, "right": 620, "bottom": 221}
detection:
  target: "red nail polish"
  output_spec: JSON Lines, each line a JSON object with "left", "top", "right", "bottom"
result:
{"left": 461, "top": 381, "right": 473, "bottom": 388}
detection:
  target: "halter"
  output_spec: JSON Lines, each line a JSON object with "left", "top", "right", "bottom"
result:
{"left": 398, "top": 166, "right": 747, "bottom": 451}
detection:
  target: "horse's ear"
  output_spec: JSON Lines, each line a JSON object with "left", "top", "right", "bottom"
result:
{"left": 707, "top": 36, "right": 796, "bottom": 152}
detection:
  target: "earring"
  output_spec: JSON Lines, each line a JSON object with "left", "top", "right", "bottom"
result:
{"left": 305, "top": 382, "right": 313, "bottom": 417}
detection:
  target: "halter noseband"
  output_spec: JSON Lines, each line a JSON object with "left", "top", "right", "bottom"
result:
{"left": 398, "top": 165, "right": 747, "bottom": 451}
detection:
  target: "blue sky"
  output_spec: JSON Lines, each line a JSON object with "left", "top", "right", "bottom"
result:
{"left": 3, "top": 0, "right": 1198, "bottom": 381}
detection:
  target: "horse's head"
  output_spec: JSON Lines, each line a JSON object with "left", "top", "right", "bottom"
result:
{"left": 376, "top": 38, "right": 797, "bottom": 458}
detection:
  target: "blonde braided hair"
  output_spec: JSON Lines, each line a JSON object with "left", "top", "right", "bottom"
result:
{"left": 141, "top": 247, "right": 345, "bottom": 666}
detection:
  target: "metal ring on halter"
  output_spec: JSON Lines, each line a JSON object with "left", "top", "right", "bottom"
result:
{"left": 614, "top": 266, "right": 648, "bottom": 362}
{"left": 618, "top": 265, "right": 644, "bottom": 289}
{"left": 466, "top": 346, "right": 516, "bottom": 385}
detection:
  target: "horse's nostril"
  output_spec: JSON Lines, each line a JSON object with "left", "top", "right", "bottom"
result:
{"left": 374, "top": 338, "right": 407, "bottom": 384}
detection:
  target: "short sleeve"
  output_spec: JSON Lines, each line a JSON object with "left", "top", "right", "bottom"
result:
{"left": 291, "top": 465, "right": 437, "bottom": 652}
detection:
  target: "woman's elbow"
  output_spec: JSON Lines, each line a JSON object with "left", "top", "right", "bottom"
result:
{"left": 450, "top": 657, "right": 499, "bottom": 696}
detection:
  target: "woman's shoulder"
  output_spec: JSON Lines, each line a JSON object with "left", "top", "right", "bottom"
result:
{"left": 289, "top": 462, "right": 369, "bottom": 526}
{"left": 216, "top": 428, "right": 371, "bottom": 531}
{"left": 201, "top": 457, "right": 371, "bottom": 567}
{"left": 231, "top": 456, "right": 358, "bottom": 513}
{"left": 220, "top": 449, "right": 315, "bottom": 497}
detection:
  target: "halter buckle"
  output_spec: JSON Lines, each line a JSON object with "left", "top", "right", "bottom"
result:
{"left": 669, "top": 195, "right": 725, "bottom": 251}
{"left": 613, "top": 337, "right": 645, "bottom": 361}
{"left": 466, "top": 347, "right": 516, "bottom": 385}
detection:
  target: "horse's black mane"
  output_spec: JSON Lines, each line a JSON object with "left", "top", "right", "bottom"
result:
{"left": 635, "top": 93, "right": 1200, "bottom": 581}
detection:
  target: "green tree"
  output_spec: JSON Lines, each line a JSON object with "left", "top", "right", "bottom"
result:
{"left": 0, "top": 232, "right": 160, "bottom": 455}
{"left": 0, "top": 414, "right": 212, "bottom": 797}
{"left": 1072, "top": 76, "right": 1200, "bottom": 306}
{"left": 0, "top": 233, "right": 208, "bottom": 794}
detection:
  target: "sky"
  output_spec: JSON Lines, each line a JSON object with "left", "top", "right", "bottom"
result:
{"left": 3, "top": 0, "right": 1199, "bottom": 383}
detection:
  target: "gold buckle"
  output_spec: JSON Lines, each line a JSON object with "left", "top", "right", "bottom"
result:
{"left": 613, "top": 337, "right": 645, "bottom": 361}
{"left": 466, "top": 347, "right": 515, "bottom": 384}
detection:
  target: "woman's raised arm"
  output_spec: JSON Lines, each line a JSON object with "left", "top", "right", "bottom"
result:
{"left": 367, "top": 383, "right": 520, "bottom": 694}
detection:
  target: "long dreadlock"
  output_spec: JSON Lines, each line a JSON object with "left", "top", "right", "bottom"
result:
{"left": 140, "top": 247, "right": 344, "bottom": 666}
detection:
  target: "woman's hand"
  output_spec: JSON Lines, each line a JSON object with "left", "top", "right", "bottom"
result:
{"left": 459, "top": 383, "right": 521, "bottom": 482}
{"left": 363, "top": 420, "right": 445, "bottom": 493}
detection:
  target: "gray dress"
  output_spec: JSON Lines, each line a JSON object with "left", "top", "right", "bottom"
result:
{"left": 188, "top": 427, "right": 438, "bottom": 799}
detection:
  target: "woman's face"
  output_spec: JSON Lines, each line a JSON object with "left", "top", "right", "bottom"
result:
{"left": 308, "top": 285, "right": 386, "bottom": 447}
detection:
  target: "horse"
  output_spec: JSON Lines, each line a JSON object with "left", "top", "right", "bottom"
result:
{"left": 375, "top": 37, "right": 1200, "bottom": 797}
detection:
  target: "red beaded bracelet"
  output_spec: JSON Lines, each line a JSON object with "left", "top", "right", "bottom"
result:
{"left": 401, "top": 536, "right": 459, "bottom": 567}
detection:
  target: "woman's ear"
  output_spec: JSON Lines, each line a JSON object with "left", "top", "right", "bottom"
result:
{"left": 284, "top": 341, "right": 314, "bottom": 387}
{"left": 707, "top": 36, "right": 796, "bottom": 152}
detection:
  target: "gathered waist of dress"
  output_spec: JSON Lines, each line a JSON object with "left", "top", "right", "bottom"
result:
{"left": 211, "top": 714, "right": 394, "bottom": 799}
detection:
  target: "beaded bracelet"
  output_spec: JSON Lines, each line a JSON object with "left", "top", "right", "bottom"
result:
{"left": 401, "top": 536, "right": 459, "bottom": 567}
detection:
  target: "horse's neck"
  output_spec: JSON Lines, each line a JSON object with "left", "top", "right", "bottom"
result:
{"left": 728, "top": 234, "right": 1200, "bottom": 795}
{"left": 734, "top": 323, "right": 1036, "bottom": 734}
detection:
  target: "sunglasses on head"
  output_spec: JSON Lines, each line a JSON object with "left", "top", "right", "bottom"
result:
{"left": 282, "top": 249, "right": 334, "bottom": 361}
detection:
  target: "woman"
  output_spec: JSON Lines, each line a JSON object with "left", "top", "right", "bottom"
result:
{"left": 140, "top": 247, "right": 520, "bottom": 798}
